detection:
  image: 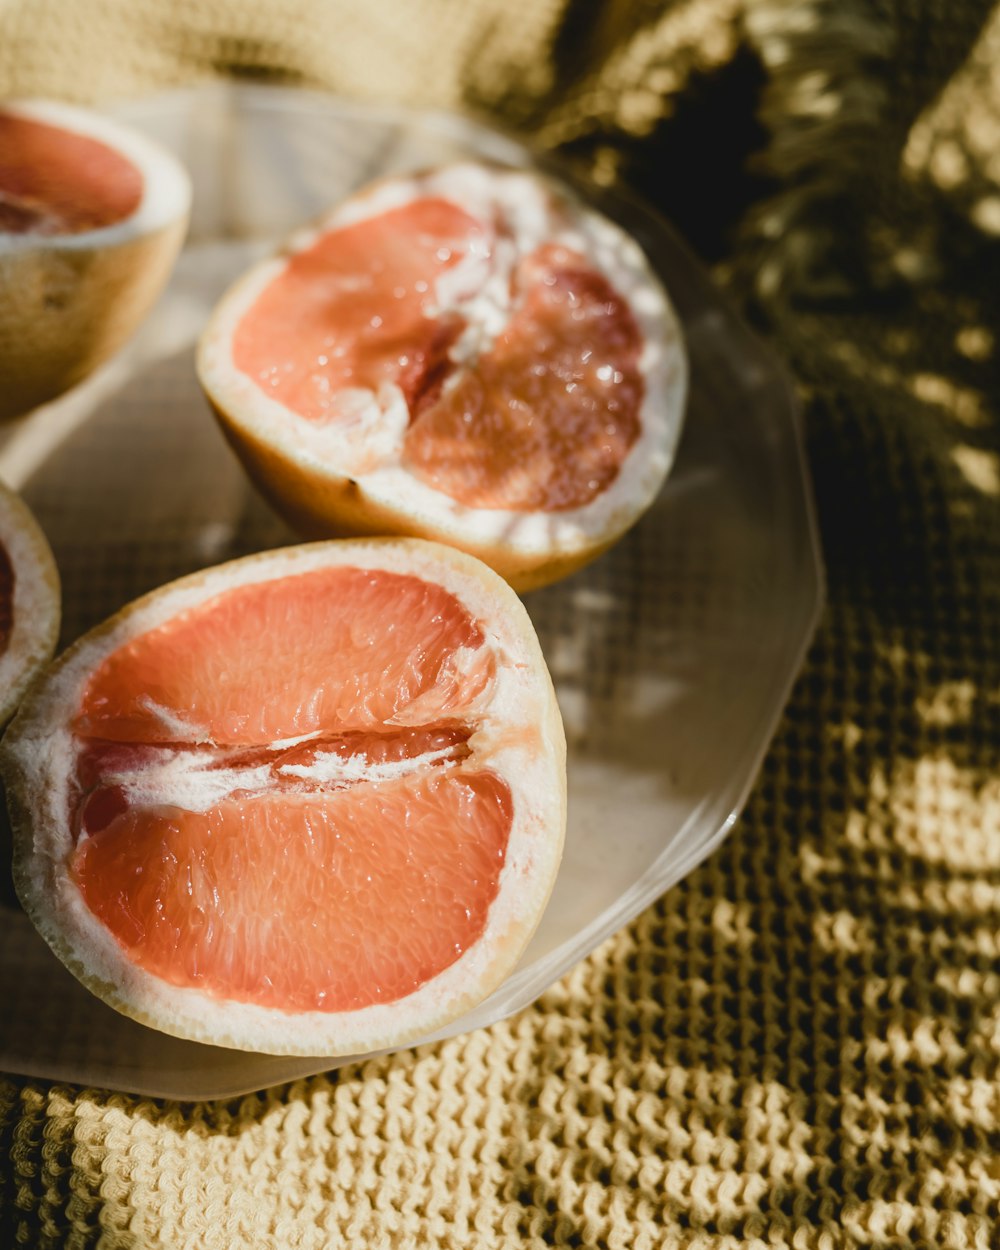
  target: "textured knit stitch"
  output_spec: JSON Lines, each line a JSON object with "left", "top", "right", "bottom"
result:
{"left": 1, "top": 0, "right": 999, "bottom": 1247}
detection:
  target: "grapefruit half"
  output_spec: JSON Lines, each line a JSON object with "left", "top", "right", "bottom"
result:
{"left": 1, "top": 539, "right": 566, "bottom": 1055}
{"left": 0, "top": 99, "right": 191, "bottom": 418}
{"left": 197, "top": 163, "right": 687, "bottom": 590}
{"left": 0, "top": 480, "right": 60, "bottom": 728}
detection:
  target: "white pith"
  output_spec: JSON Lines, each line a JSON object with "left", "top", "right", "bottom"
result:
{"left": 0, "top": 482, "right": 60, "bottom": 726}
{"left": 2, "top": 539, "right": 566, "bottom": 1057}
{"left": 197, "top": 164, "right": 687, "bottom": 562}
{"left": 98, "top": 739, "right": 466, "bottom": 816}
{"left": 0, "top": 99, "right": 191, "bottom": 253}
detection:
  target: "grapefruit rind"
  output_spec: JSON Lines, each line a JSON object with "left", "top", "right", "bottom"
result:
{"left": 0, "top": 99, "right": 192, "bottom": 419}
{"left": 1, "top": 539, "right": 566, "bottom": 1056}
{"left": 197, "top": 164, "right": 687, "bottom": 591}
{"left": 0, "top": 481, "right": 60, "bottom": 729}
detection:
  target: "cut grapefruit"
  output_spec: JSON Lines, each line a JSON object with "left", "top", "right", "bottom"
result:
{"left": 0, "top": 479, "right": 60, "bottom": 728}
{"left": 0, "top": 99, "right": 191, "bottom": 419}
{"left": 1, "top": 539, "right": 565, "bottom": 1055}
{"left": 197, "top": 163, "right": 687, "bottom": 590}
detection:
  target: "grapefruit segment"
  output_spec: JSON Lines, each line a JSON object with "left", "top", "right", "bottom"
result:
{"left": 74, "top": 566, "right": 492, "bottom": 745}
{"left": 198, "top": 163, "right": 688, "bottom": 590}
{"left": 404, "top": 243, "right": 644, "bottom": 511}
{"left": 233, "top": 198, "right": 482, "bottom": 420}
{"left": 0, "top": 111, "right": 143, "bottom": 236}
{"left": 2, "top": 539, "right": 565, "bottom": 1056}
{"left": 0, "top": 100, "right": 191, "bottom": 419}
{"left": 72, "top": 771, "right": 511, "bottom": 1013}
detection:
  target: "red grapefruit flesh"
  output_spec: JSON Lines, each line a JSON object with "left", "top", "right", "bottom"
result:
{"left": 0, "top": 480, "right": 60, "bottom": 729}
{"left": 0, "top": 111, "right": 142, "bottom": 235}
{"left": 198, "top": 163, "right": 687, "bottom": 590}
{"left": 233, "top": 198, "right": 481, "bottom": 421}
{"left": 73, "top": 567, "right": 491, "bottom": 744}
{"left": 2, "top": 540, "right": 565, "bottom": 1056}
{"left": 403, "top": 243, "right": 645, "bottom": 511}
{"left": 73, "top": 772, "right": 512, "bottom": 1013}
{"left": 0, "top": 100, "right": 191, "bottom": 419}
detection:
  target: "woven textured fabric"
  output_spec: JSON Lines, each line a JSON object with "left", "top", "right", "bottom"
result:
{"left": 2, "top": 1, "right": 999, "bottom": 1246}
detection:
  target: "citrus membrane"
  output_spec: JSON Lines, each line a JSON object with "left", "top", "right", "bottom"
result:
{"left": 198, "top": 163, "right": 687, "bottom": 589}
{"left": 2, "top": 540, "right": 565, "bottom": 1055}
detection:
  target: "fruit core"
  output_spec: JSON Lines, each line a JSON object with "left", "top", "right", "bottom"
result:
{"left": 0, "top": 540, "right": 12, "bottom": 656}
{"left": 67, "top": 565, "right": 514, "bottom": 1015}
{"left": 232, "top": 193, "right": 644, "bottom": 512}
{"left": 0, "top": 112, "right": 143, "bottom": 235}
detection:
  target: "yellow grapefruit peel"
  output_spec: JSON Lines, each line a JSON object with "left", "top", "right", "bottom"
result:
{"left": 0, "top": 99, "right": 191, "bottom": 419}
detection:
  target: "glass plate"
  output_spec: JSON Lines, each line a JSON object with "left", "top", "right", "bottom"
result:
{"left": 0, "top": 84, "right": 823, "bottom": 1099}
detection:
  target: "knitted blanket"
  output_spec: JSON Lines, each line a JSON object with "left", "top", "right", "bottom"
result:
{"left": 1, "top": 1, "right": 998, "bottom": 1245}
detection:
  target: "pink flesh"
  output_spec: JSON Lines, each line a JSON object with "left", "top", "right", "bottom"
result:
{"left": 0, "top": 112, "right": 142, "bottom": 235}
{"left": 0, "top": 541, "right": 12, "bottom": 656}
{"left": 74, "top": 567, "right": 493, "bottom": 745}
{"left": 232, "top": 194, "right": 644, "bottom": 512}
{"left": 232, "top": 198, "right": 482, "bottom": 418}
{"left": 69, "top": 566, "right": 513, "bottom": 1014}
{"left": 404, "top": 243, "right": 644, "bottom": 511}
{"left": 74, "top": 773, "right": 511, "bottom": 1014}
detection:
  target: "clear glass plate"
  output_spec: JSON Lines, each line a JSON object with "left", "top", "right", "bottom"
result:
{"left": 0, "top": 84, "right": 823, "bottom": 1099}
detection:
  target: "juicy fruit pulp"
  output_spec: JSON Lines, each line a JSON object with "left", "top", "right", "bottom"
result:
{"left": 0, "top": 540, "right": 12, "bottom": 655}
{"left": 233, "top": 195, "right": 644, "bottom": 512}
{"left": 68, "top": 566, "right": 514, "bottom": 1014}
{"left": 234, "top": 199, "right": 478, "bottom": 422}
{"left": 0, "top": 111, "right": 142, "bottom": 235}
{"left": 405, "top": 243, "right": 643, "bottom": 511}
